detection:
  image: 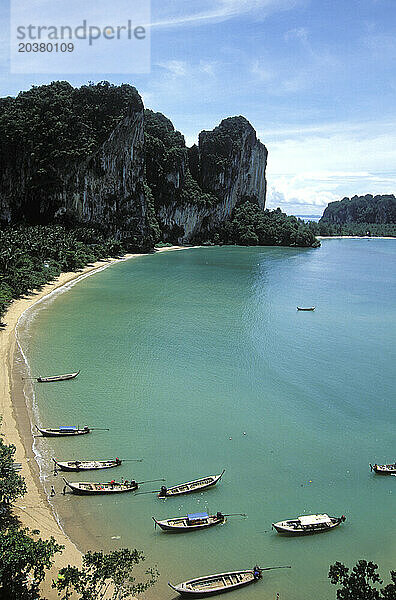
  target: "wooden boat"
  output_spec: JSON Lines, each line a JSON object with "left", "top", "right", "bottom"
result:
{"left": 53, "top": 458, "right": 122, "bottom": 472}
{"left": 297, "top": 306, "right": 315, "bottom": 311}
{"left": 36, "top": 425, "right": 90, "bottom": 437}
{"left": 168, "top": 566, "right": 262, "bottom": 597}
{"left": 158, "top": 470, "right": 225, "bottom": 498}
{"left": 37, "top": 370, "right": 80, "bottom": 383}
{"left": 63, "top": 478, "right": 138, "bottom": 495}
{"left": 370, "top": 462, "right": 396, "bottom": 475}
{"left": 272, "top": 513, "right": 345, "bottom": 535}
{"left": 153, "top": 511, "right": 226, "bottom": 532}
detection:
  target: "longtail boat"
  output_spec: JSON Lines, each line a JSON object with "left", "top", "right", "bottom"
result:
{"left": 272, "top": 513, "right": 345, "bottom": 535}
{"left": 297, "top": 306, "right": 315, "bottom": 311}
{"left": 36, "top": 426, "right": 90, "bottom": 437}
{"left": 53, "top": 458, "right": 122, "bottom": 472}
{"left": 36, "top": 426, "right": 108, "bottom": 437}
{"left": 37, "top": 370, "right": 80, "bottom": 383}
{"left": 63, "top": 478, "right": 137, "bottom": 495}
{"left": 153, "top": 511, "right": 226, "bottom": 532}
{"left": 63, "top": 477, "right": 164, "bottom": 496}
{"left": 158, "top": 470, "right": 225, "bottom": 498}
{"left": 168, "top": 566, "right": 291, "bottom": 597}
{"left": 370, "top": 462, "right": 396, "bottom": 475}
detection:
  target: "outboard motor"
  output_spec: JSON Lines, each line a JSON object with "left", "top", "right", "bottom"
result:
{"left": 160, "top": 485, "right": 167, "bottom": 496}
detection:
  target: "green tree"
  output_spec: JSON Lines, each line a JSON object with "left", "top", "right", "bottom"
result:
{"left": 0, "top": 430, "right": 26, "bottom": 509}
{"left": 329, "top": 560, "right": 396, "bottom": 600}
{"left": 0, "top": 527, "right": 63, "bottom": 600}
{"left": 53, "top": 549, "right": 158, "bottom": 600}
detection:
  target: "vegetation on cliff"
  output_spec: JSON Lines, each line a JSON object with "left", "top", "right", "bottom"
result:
{"left": 144, "top": 109, "right": 217, "bottom": 208}
{"left": 207, "top": 201, "right": 319, "bottom": 247}
{"left": 0, "top": 81, "right": 142, "bottom": 223}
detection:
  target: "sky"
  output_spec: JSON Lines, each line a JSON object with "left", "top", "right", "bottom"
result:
{"left": 1, "top": 0, "right": 396, "bottom": 215}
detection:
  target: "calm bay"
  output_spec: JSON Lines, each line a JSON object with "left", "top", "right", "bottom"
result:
{"left": 18, "top": 240, "right": 396, "bottom": 599}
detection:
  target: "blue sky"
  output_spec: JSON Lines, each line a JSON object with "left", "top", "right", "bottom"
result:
{"left": 1, "top": 0, "right": 396, "bottom": 215}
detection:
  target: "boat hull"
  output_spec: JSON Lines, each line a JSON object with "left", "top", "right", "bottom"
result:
{"left": 272, "top": 518, "right": 342, "bottom": 536}
{"left": 37, "top": 427, "right": 90, "bottom": 437}
{"left": 154, "top": 516, "right": 225, "bottom": 532}
{"left": 63, "top": 479, "right": 137, "bottom": 495}
{"left": 53, "top": 459, "right": 121, "bottom": 472}
{"left": 168, "top": 570, "right": 258, "bottom": 597}
{"left": 37, "top": 370, "right": 80, "bottom": 382}
{"left": 159, "top": 470, "right": 225, "bottom": 498}
{"left": 371, "top": 464, "right": 396, "bottom": 475}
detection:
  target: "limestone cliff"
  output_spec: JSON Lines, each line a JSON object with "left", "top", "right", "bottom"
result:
{"left": 0, "top": 82, "right": 267, "bottom": 247}
{"left": 156, "top": 116, "right": 268, "bottom": 243}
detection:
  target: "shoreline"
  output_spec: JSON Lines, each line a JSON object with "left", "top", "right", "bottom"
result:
{"left": 316, "top": 235, "right": 396, "bottom": 239}
{"left": 0, "top": 245, "right": 193, "bottom": 598}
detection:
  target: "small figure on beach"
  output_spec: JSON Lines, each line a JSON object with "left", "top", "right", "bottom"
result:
{"left": 50, "top": 485, "right": 56, "bottom": 497}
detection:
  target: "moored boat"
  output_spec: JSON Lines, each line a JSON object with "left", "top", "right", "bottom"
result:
{"left": 168, "top": 566, "right": 262, "bottom": 597}
{"left": 297, "top": 306, "right": 315, "bottom": 311}
{"left": 153, "top": 511, "right": 226, "bottom": 532}
{"left": 36, "top": 426, "right": 91, "bottom": 437}
{"left": 37, "top": 370, "right": 80, "bottom": 382}
{"left": 370, "top": 462, "right": 396, "bottom": 475}
{"left": 62, "top": 477, "right": 138, "bottom": 495}
{"left": 272, "top": 513, "right": 345, "bottom": 535}
{"left": 53, "top": 458, "right": 122, "bottom": 472}
{"left": 158, "top": 470, "right": 225, "bottom": 498}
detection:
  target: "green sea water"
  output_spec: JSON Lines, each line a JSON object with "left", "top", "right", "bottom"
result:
{"left": 18, "top": 240, "right": 396, "bottom": 600}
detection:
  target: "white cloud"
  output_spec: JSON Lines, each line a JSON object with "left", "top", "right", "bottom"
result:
{"left": 151, "top": 0, "right": 300, "bottom": 29}
{"left": 263, "top": 119, "right": 396, "bottom": 214}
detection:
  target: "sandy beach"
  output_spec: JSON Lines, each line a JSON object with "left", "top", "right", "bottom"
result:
{"left": 0, "top": 246, "right": 191, "bottom": 598}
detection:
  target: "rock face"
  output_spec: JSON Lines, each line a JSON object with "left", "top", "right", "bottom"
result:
{"left": 68, "top": 107, "right": 154, "bottom": 248}
{"left": 157, "top": 116, "right": 268, "bottom": 243}
{"left": 0, "top": 83, "right": 267, "bottom": 247}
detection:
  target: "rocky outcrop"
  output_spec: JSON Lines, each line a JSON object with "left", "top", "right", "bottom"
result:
{"left": 320, "top": 194, "right": 396, "bottom": 225}
{"left": 156, "top": 116, "right": 268, "bottom": 243}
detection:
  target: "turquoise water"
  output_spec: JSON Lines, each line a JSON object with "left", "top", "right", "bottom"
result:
{"left": 19, "top": 241, "right": 396, "bottom": 599}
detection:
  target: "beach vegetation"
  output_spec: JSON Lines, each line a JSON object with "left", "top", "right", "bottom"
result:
{"left": 329, "top": 560, "right": 396, "bottom": 599}
{"left": 0, "top": 425, "right": 26, "bottom": 510}
{"left": 205, "top": 201, "right": 320, "bottom": 247}
{"left": 53, "top": 549, "right": 158, "bottom": 600}
{"left": 0, "top": 224, "right": 126, "bottom": 325}
{"left": 0, "top": 526, "right": 63, "bottom": 600}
